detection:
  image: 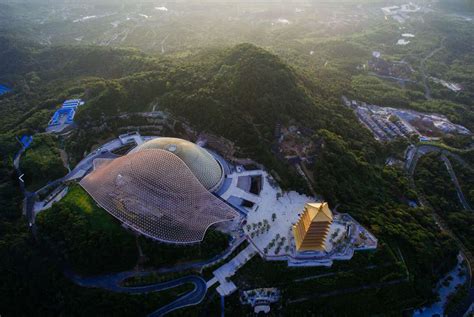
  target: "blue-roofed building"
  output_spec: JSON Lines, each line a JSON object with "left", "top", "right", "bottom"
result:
{"left": 62, "top": 99, "right": 82, "bottom": 108}
{"left": 0, "top": 85, "right": 12, "bottom": 96}
{"left": 46, "top": 98, "right": 85, "bottom": 133}
{"left": 19, "top": 135, "right": 33, "bottom": 149}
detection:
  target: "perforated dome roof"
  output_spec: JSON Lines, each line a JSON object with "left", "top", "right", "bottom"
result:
{"left": 80, "top": 149, "right": 238, "bottom": 244}
{"left": 132, "top": 137, "right": 223, "bottom": 191}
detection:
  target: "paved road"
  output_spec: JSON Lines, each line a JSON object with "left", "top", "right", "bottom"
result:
{"left": 66, "top": 270, "right": 207, "bottom": 316}
{"left": 63, "top": 150, "right": 119, "bottom": 182}
{"left": 440, "top": 155, "right": 472, "bottom": 211}
{"left": 25, "top": 135, "right": 133, "bottom": 223}
{"left": 13, "top": 137, "right": 118, "bottom": 224}
{"left": 410, "top": 176, "right": 474, "bottom": 317}
{"left": 12, "top": 146, "right": 38, "bottom": 226}
{"left": 212, "top": 244, "right": 257, "bottom": 296}
{"left": 220, "top": 295, "right": 225, "bottom": 317}
{"left": 369, "top": 72, "right": 416, "bottom": 84}
{"left": 13, "top": 147, "right": 27, "bottom": 194}
{"left": 406, "top": 144, "right": 473, "bottom": 211}
{"left": 407, "top": 147, "right": 473, "bottom": 317}
{"left": 64, "top": 237, "right": 245, "bottom": 315}
{"left": 406, "top": 144, "right": 473, "bottom": 176}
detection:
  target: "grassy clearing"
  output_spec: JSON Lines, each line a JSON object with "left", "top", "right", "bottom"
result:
{"left": 62, "top": 184, "right": 120, "bottom": 232}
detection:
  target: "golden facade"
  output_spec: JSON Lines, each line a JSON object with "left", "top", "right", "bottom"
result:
{"left": 293, "top": 202, "right": 333, "bottom": 251}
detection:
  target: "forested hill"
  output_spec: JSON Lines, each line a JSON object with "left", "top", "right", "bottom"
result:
{"left": 0, "top": 37, "right": 380, "bottom": 190}
{"left": 69, "top": 43, "right": 461, "bottom": 305}
{"left": 0, "top": 39, "right": 379, "bottom": 190}
{"left": 69, "top": 43, "right": 378, "bottom": 190}
{"left": 438, "top": 0, "right": 474, "bottom": 12}
{"left": 0, "top": 37, "right": 463, "bottom": 315}
{"left": 0, "top": 37, "right": 170, "bottom": 135}
{"left": 0, "top": 39, "right": 363, "bottom": 136}
{"left": 0, "top": 38, "right": 376, "bottom": 154}
{"left": 0, "top": 37, "right": 161, "bottom": 81}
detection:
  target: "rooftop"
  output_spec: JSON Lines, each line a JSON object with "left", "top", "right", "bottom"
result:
{"left": 132, "top": 137, "right": 224, "bottom": 191}
{"left": 80, "top": 149, "right": 238, "bottom": 244}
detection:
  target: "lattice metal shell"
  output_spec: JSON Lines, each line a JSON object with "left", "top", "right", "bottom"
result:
{"left": 79, "top": 149, "right": 238, "bottom": 244}
{"left": 131, "top": 137, "right": 224, "bottom": 191}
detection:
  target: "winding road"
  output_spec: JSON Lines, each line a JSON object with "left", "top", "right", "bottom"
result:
{"left": 66, "top": 270, "right": 207, "bottom": 316}
{"left": 61, "top": 236, "right": 246, "bottom": 316}
{"left": 405, "top": 144, "right": 474, "bottom": 316}
{"left": 14, "top": 134, "right": 211, "bottom": 316}
{"left": 12, "top": 145, "right": 38, "bottom": 228}
{"left": 440, "top": 155, "right": 472, "bottom": 211}
{"left": 406, "top": 145, "right": 473, "bottom": 184}
{"left": 14, "top": 132, "right": 251, "bottom": 316}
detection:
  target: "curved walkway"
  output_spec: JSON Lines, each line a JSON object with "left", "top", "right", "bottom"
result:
{"left": 66, "top": 270, "right": 207, "bottom": 316}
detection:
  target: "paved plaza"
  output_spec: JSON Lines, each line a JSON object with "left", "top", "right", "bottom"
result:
{"left": 243, "top": 173, "right": 313, "bottom": 256}
{"left": 218, "top": 167, "right": 377, "bottom": 264}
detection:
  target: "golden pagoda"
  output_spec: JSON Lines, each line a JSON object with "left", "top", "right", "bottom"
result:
{"left": 293, "top": 202, "right": 333, "bottom": 252}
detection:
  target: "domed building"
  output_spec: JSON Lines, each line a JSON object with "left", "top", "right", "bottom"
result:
{"left": 131, "top": 137, "right": 224, "bottom": 192}
{"left": 80, "top": 138, "right": 237, "bottom": 244}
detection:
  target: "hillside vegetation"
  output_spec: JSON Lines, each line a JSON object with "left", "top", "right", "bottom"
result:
{"left": 0, "top": 37, "right": 467, "bottom": 315}
{"left": 20, "top": 134, "right": 67, "bottom": 191}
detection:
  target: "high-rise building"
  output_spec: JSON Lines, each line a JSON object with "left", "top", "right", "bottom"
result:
{"left": 293, "top": 202, "right": 333, "bottom": 252}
